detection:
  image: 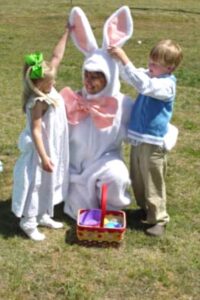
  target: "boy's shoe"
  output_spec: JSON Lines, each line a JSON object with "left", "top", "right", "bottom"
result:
{"left": 38, "top": 214, "right": 64, "bottom": 229}
{"left": 145, "top": 224, "right": 165, "bottom": 237}
{"left": 20, "top": 221, "right": 45, "bottom": 241}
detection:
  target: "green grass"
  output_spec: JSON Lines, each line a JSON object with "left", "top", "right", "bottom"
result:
{"left": 0, "top": 0, "right": 200, "bottom": 299}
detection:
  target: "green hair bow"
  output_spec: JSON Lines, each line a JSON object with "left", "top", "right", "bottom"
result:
{"left": 25, "top": 52, "right": 44, "bottom": 79}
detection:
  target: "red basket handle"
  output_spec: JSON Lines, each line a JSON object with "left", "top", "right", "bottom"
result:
{"left": 100, "top": 184, "right": 107, "bottom": 227}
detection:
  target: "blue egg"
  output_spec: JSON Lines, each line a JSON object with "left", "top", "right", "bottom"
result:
{"left": 105, "top": 222, "right": 116, "bottom": 228}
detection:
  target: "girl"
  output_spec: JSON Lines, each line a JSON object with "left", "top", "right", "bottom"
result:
{"left": 12, "top": 28, "right": 70, "bottom": 241}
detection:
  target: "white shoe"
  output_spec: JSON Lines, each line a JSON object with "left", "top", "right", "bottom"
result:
{"left": 38, "top": 214, "right": 64, "bottom": 229}
{"left": 20, "top": 221, "right": 45, "bottom": 241}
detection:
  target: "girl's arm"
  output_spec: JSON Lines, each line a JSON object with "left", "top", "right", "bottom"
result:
{"left": 50, "top": 26, "right": 70, "bottom": 70}
{"left": 31, "top": 101, "right": 54, "bottom": 172}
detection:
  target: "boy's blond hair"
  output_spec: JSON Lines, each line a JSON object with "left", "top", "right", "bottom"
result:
{"left": 150, "top": 39, "right": 183, "bottom": 69}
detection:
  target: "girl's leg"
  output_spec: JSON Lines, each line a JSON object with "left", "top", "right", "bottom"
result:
{"left": 20, "top": 216, "right": 45, "bottom": 241}
{"left": 37, "top": 214, "right": 63, "bottom": 229}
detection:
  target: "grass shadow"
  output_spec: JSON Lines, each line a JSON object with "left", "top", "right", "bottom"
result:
{"left": 65, "top": 223, "right": 79, "bottom": 245}
{"left": 53, "top": 203, "right": 80, "bottom": 246}
{"left": 54, "top": 202, "right": 70, "bottom": 223}
{"left": 125, "top": 208, "right": 150, "bottom": 232}
{"left": 0, "top": 200, "right": 149, "bottom": 240}
{"left": 0, "top": 198, "right": 20, "bottom": 238}
{"left": 0, "top": 200, "right": 77, "bottom": 239}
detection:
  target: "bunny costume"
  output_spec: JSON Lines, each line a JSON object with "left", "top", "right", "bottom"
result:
{"left": 60, "top": 6, "right": 134, "bottom": 219}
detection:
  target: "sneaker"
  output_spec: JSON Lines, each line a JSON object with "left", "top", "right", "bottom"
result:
{"left": 145, "top": 224, "right": 165, "bottom": 237}
{"left": 38, "top": 214, "right": 64, "bottom": 229}
{"left": 20, "top": 221, "right": 45, "bottom": 241}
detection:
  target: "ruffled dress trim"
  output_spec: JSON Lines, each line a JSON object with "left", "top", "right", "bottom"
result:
{"left": 27, "top": 93, "right": 59, "bottom": 109}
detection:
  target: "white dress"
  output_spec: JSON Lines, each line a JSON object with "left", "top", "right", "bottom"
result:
{"left": 12, "top": 87, "right": 69, "bottom": 218}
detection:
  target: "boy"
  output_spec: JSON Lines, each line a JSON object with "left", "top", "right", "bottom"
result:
{"left": 108, "top": 39, "right": 183, "bottom": 236}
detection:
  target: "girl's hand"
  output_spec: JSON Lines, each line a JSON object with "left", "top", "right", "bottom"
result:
{"left": 41, "top": 156, "right": 54, "bottom": 172}
{"left": 67, "top": 21, "right": 75, "bottom": 32}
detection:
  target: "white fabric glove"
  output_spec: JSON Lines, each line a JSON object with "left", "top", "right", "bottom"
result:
{"left": 163, "top": 123, "right": 179, "bottom": 151}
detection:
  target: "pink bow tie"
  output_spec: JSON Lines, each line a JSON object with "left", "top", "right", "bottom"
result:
{"left": 60, "top": 87, "right": 118, "bottom": 129}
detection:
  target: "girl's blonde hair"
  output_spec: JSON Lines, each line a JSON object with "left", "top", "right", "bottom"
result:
{"left": 150, "top": 39, "right": 183, "bottom": 69}
{"left": 22, "top": 61, "right": 56, "bottom": 113}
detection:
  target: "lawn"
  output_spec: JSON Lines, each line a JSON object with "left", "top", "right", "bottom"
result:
{"left": 0, "top": 0, "right": 200, "bottom": 299}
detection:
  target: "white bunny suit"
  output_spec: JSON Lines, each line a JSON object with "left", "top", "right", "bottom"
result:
{"left": 61, "top": 6, "right": 134, "bottom": 219}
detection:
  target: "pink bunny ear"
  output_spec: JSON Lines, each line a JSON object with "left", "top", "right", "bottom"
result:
{"left": 103, "top": 6, "right": 133, "bottom": 48}
{"left": 69, "top": 7, "right": 98, "bottom": 56}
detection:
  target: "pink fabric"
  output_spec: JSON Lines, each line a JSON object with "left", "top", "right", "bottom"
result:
{"left": 60, "top": 87, "right": 118, "bottom": 129}
{"left": 71, "top": 10, "right": 97, "bottom": 54}
{"left": 107, "top": 11, "right": 127, "bottom": 46}
{"left": 73, "top": 14, "right": 89, "bottom": 53}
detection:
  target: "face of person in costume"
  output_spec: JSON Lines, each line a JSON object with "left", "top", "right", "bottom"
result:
{"left": 83, "top": 70, "right": 107, "bottom": 95}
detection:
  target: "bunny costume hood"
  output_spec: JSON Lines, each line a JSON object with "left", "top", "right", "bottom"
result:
{"left": 69, "top": 6, "right": 133, "bottom": 99}
{"left": 82, "top": 49, "right": 120, "bottom": 99}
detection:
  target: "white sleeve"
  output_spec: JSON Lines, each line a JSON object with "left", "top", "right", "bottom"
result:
{"left": 163, "top": 123, "right": 179, "bottom": 151}
{"left": 121, "top": 62, "right": 176, "bottom": 101}
{"left": 27, "top": 96, "right": 46, "bottom": 109}
{"left": 119, "top": 62, "right": 135, "bottom": 86}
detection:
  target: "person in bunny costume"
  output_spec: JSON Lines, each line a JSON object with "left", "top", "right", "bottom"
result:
{"left": 60, "top": 6, "right": 134, "bottom": 219}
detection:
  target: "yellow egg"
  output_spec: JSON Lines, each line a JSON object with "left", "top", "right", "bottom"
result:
{"left": 104, "top": 218, "right": 109, "bottom": 225}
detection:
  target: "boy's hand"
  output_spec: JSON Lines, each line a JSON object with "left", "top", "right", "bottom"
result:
{"left": 107, "top": 46, "right": 130, "bottom": 65}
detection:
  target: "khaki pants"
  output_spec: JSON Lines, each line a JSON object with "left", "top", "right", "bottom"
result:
{"left": 130, "top": 143, "right": 170, "bottom": 225}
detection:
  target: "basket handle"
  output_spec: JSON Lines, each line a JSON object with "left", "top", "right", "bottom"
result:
{"left": 100, "top": 184, "right": 107, "bottom": 227}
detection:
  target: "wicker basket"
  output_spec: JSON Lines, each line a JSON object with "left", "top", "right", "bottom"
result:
{"left": 76, "top": 184, "right": 126, "bottom": 246}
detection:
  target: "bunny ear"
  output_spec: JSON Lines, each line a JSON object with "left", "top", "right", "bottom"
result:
{"left": 69, "top": 7, "right": 98, "bottom": 56}
{"left": 103, "top": 6, "right": 133, "bottom": 48}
